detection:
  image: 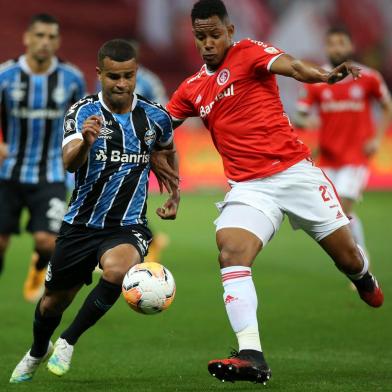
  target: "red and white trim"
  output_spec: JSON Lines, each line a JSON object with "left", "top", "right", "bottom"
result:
{"left": 221, "top": 266, "right": 252, "bottom": 283}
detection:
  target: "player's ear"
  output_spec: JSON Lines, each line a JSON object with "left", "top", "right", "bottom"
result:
{"left": 22, "top": 31, "right": 30, "bottom": 48}
{"left": 227, "top": 24, "right": 235, "bottom": 40}
{"left": 96, "top": 66, "right": 102, "bottom": 80}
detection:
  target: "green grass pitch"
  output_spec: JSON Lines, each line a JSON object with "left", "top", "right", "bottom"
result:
{"left": 0, "top": 191, "right": 391, "bottom": 392}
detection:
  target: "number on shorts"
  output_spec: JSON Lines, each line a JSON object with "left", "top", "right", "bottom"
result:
{"left": 319, "top": 185, "right": 331, "bottom": 202}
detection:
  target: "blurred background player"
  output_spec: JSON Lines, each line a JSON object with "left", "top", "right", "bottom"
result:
{"left": 164, "top": 0, "right": 383, "bottom": 385}
{"left": 9, "top": 39, "right": 179, "bottom": 383}
{"left": 0, "top": 14, "right": 86, "bottom": 302}
{"left": 295, "top": 27, "right": 392, "bottom": 255}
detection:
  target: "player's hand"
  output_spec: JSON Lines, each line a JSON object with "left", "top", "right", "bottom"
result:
{"left": 82, "top": 115, "right": 102, "bottom": 147}
{"left": 156, "top": 189, "right": 180, "bottom": 220}
{"left": 0, "top": 142, "right": 8, "bottom": 165}
{"left": 327, "top": 61, "right": 361, "bottom": 84}
{"left": 364, "top": 137, "right": 381, "bottom": 156}
{"left": 151, "top": 149, "right": 179, "bottom": 194}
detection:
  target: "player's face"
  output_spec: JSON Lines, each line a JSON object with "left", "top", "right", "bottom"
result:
{"left": 326, "top": 33, "right": 354, "bottom": 67}
{"left": 192, "top": 15, "right": 234, "bottom": 70}
{"left": 24, "top": 22, "right": 60, "bottom": 62}
{"left": 97, "top": 57, "right": 138, "bottom": 112}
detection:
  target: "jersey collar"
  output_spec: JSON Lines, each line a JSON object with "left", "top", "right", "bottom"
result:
{"left": 98, "top": 91, "right": 138, "bottom": 113}
{"left": 18, "top": 55, "right": 58, "bottom": 75}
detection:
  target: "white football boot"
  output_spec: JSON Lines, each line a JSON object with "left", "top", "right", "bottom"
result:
{"left": 47, "top": 337, "right": 74, "bottom": 376}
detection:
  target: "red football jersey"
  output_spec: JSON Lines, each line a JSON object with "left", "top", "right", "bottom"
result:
{"left": 297, "top": 64, "right": 390, "bottom": 167}
{"left": 167, "top": 39, "right": 310, "bottom": 182}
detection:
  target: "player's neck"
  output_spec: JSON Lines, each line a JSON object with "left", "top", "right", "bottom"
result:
{"left": 103, "top": 96, "right": 133, "bottom": 114}
{"left": 25, "top": 54, "right": 53, "bottom": 74}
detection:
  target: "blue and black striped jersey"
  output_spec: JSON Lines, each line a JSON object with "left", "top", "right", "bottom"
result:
{"left": 0, "top": 55, "right": 86, "bottom": 184}
{"left": 62, "top": 92, "right": 173, "bottom": 229}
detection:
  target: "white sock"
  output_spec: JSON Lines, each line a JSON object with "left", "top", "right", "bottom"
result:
{"left": 221, "top": 266, "right": 262, "bottom": 352}
{"left": 350, "top": 214, "right": 367, "bottom": 253}
{"left": 347, "top": 245, "right": 369, "bottom": 280}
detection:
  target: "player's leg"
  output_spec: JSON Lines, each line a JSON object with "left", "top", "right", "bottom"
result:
{"left": 9, "top": 285, "right": 82, "bottom": 383}
{"left": 0, "top": 180, "right": 24, "bottom": 275}
{"left": 23, "top": 232, "right": 57, "bottom": 302}
{"left": 0, "top": 235, "right": 10, "bottom": 275}
{"left": 209, "top": 203, "right": 276, "bottom": 384}
{"left": 24, "top": 183, "right": 66, "bottom": 302}
{"left": 285, "top": 160, "right": 382, "bottom": 307}
{"left": 59, "top": 243, "right": 140, "bottom": 347}
{"left": 318, "top": 225, "right": 383, "bottom": 307}
{"left": 324, "top": 166, "right": 369, "bottom": 252}
{"left": 49, "top": 227, "right": 150, "bottom": 376}
{"left": 144, "top": 231, "right": 170, "bottom": 263}
{"left": 340, "top": 197, "right": 367, "bottom": 252}
{"left": 11, "top": 221, "right": 98, "bottom": 383}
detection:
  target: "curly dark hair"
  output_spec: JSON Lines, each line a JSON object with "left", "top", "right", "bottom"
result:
{"left": 191, "top": 0, "right": 229, "bottom": 23}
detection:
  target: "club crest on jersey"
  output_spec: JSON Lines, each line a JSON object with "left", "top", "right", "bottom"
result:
{"left": 349, "top": 85, "right": 364, "bottom": 99}
{"left": 10, "top": 88, "right": 25, "bottom": 102}
{"left": 64, "top": 119, "right": 76, "bottom": 134}
{"left": 144, "top": 128, "right": 156, "bottom": 146}
{"left": 52, "top": 87, "right": 66, "bottom": 104}
{"left": 321, "top": 89, "right": 333, "bottom": 100}
{"left": 217, "top": 69, "right": 230, "bottom": 86}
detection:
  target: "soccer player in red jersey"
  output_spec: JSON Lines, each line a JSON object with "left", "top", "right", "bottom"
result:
{"left": 161, "top": 0, "right": 384, "bottom": 384}
{"left": 295, "top": 27, "right": 392, "bottom": 256}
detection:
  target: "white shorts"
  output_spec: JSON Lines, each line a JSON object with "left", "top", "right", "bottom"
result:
{"left": 214, "top": 159, "right": 350, "bottom": 245}
{"left": 323, "top": 165, "right": 369, "bottom": 201}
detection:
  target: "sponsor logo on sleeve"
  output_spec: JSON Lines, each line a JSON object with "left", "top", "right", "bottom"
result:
{"left": 144, "top": 128, "right": 156, "bottom": 146}
{"left": 264, "top": 47, "right": 280, "bottom": 55}
{"left": 64, "top": 119, "right": 76, "bottom": 134}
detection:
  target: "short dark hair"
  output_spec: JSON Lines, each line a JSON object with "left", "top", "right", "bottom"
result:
{"left": 98, "top": 39, "right": 137, "bottom": 67}
{"left": 326, "top": 26, "right": 352, "bottom": 40}
{"left": 191, "top": 0, "right": 229, "bottom": 23}
{"left": 28, "top": 14, "right": 59, "bottom": 29}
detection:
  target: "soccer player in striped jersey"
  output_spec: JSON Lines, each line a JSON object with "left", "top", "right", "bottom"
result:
{"left": 10, "top": 39, "right": 179, "bottom": 383}
{"left": 0, "top": 14, "right": 86, "bottom": 301}
{"left": 97, "top": 39, "right": 170, "bottom": 263}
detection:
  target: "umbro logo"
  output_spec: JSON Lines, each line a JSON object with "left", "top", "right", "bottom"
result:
{"left": 99, "top": 127, "right": 114, "bottom": 140}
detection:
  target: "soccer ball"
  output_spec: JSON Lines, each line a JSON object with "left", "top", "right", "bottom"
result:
{"left": 122, "top": 262, "right": 176, "bottom": 315}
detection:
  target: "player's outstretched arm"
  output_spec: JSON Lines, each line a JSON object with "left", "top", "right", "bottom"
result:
{"left": 270, "top": 54, "right": 360, "bottom": 84}
{"left": 63, "top": 115, "right": 102, "bottom": 172}
{"left": 364, "top": 98, "right": 392, "bottom": 156}
{"left": 151, "top": 142, "right": 180, "bottom": 220}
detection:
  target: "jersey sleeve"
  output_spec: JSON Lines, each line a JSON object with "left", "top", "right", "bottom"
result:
{"left": 152, "top": 106, "right": 174, "bottom": 147}
{"left": 62, "top": 99, "right": 100, "bottom": 148}
{"left": 368, "top": 71, "right": 391, "bottom": 104}
{"left": 296, "top": 84, "right": 317, "bottom": 113}
{"left": 244, "top": 39, "right": 285, "bottom": 73}
{"left": 166, "top": 80, "right": 197, "bottom": 120}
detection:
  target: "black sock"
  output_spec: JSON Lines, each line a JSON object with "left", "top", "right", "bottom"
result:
{"left": 61, "top": 278, "right": 121, "bottom": 345}
{"left": 0, "top": 255, "right": 4, "bottom": 275}
{"left": 35, "top": 249, "right": 52, "bottom": 271}
{"left": 30, "top": 300, "right": 62, "bottom": 358}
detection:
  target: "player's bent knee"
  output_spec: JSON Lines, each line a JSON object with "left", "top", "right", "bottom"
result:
{"left": 34, "top": 232, "right": 56, "bottom": 253}
{"left": 102, "top": 266, "right": 127, "bottom": 286}
{"left": 0, "top": 236, "right": 10, "bottom": 254}
{"left": 40, "top": 294, "right": 70, "bottom": 317}
{"left": 217, "top": 233, "right": 261, "bottom": 267}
